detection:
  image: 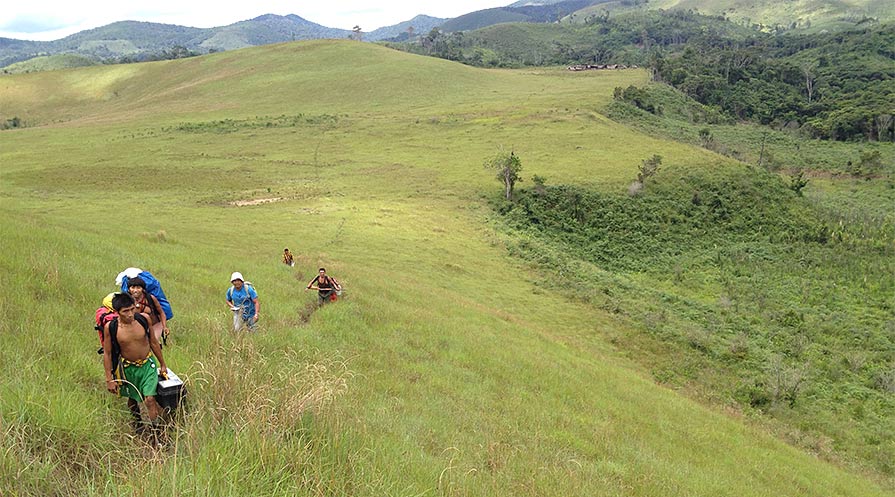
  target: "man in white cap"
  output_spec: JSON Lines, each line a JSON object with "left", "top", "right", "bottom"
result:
{"left": 225, "top": 272, "right": 259, "bottom": 332}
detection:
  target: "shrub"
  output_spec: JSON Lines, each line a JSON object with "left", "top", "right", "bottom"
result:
{"left": 637, "top": 154, "right": 662, "bottom": 184}
{"left": 788, "top": 170, "right": 809, "bottom": 196}
{"left": 1, "top": 116, "right": 22, "bottom": 130}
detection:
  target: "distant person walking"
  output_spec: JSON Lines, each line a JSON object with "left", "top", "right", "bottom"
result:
{"left": 103, "top": 292, "right": 169, "bottom": 435}
{"left": 306, "top": 268, "right": 341, "bottom": 305}
{"left": 283, "top": 248, "right": 295, "bottom": 267}
{"left": 226, "top": 272, "right": 260, "bottom": 331}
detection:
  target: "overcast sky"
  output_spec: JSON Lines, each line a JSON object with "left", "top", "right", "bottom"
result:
{"left": 0, "top": 1, "right": 515, "bottom": 41}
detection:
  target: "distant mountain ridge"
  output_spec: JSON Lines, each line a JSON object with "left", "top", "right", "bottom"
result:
{"left": 2, "top": 0, "right": 890, "bottom": 72}
{"left": 0, "top": 13, "right": 446, "bottom": 70}
{"left": 367, "top": 15, "right": 445, "bottom": 41}
{"left": 440, "top": 0, "right": 607, "bottom": 32}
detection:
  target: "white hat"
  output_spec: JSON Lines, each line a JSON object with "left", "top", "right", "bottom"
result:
{"left": 230, "top": 272, "right": 244, "bottom": 282}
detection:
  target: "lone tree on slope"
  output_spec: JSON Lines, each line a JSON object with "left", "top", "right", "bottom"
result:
{"left": 485, "top": 150, "right": 523, "bottom": 200}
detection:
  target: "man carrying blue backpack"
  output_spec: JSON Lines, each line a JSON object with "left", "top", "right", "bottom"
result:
{"left": 226, "top": 272, "right": 260, "bottom": 332}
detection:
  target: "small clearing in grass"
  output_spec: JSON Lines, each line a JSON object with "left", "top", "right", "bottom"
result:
{"left": 230, "top": 197, "right": 283, "bottom": 206}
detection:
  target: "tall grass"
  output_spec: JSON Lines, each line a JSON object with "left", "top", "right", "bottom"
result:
{"left": 1, "top": 40, "right": 890, "bottom": 495}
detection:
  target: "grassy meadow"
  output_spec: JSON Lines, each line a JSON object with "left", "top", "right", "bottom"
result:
{"left": 0, "top": 40, "right": 890, "bottom": 496}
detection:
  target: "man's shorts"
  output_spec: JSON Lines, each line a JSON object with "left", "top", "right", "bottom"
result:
{"left": 119, "top": 357, "right": 159, "bottom": 402}
{"left": 318, "top": 290, "right": 335, "bottom": 304}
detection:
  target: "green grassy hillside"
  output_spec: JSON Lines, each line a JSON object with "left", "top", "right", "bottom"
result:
{"left": 649, "top": 0, "right": 895, "bottom": 27}
{"left": 0, "top": 40, "right": 889, "bottom": 495}
{"left": 1, "top": 54, "right": 100, "bottom": 74}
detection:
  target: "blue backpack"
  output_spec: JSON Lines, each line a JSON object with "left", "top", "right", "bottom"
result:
{"left": 120, "top": 270, "right": 174, "bottom": 320}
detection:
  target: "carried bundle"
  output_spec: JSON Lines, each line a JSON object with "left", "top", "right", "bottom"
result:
{"left": 116, "top": 267, "right": 174, "bottom": 320}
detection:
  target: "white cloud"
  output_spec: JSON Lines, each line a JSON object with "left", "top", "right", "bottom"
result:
{"left": 1, "top": 1, "right": 512, "bottom": 41}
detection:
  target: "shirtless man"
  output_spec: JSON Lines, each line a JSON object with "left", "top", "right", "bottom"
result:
{"left": 127, "top": 276, "right": 169, "bottom": 344}
{"left": 103, "top": 293, "right": 168, "bottom": 432}
{"left": 306, "top": 267, "right": 341, "bottom": 305}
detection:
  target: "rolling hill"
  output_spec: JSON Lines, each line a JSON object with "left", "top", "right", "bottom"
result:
{"left": 4, "top": 0, "right": 892, "bottom": 73}
{"left": 653, "top": 0, "right": 895, "bottom": 25}
{"left": 571, "top": 0, "right": 895, "bottom": 28}
{"left": 0, "top": 40, "right": 891, "bottom": 495}
{"left": 1, "top": 53, "right": 99, "bottom": 74}
{"left": 0, "top": 14, "right": 445, "bottom": 70}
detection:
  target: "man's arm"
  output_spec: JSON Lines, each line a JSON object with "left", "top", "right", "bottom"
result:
{"left": 306, "top": 276, "right": 318, "bottom": 290}
{"left": 252, "top": 298, "right": 260, "bottom": 321}
{"left": 150, "top": 294, "right": 168, "bottom": 331}
{"left": 102, "top": 323, "right": 117, "bottom": 393}
{"left": 149, "top": 331, "right": 168, "bottom": 378}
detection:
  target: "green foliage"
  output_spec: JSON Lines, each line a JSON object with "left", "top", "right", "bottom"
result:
{"left": 859, "top": 149, "right": 884, "bottom": 177}
{"left": 698, "top": 127, "right": 714, "bottom": 147}
{"left": 497, "top": 167, "right": 895, "bottom": 477}
{"left": 605, "top": 82, "right": 895, "bottom": 175}
{"left": 531, "top": 174, "right": 548, "bottom": 195}
{"left": 1, "top": 116, "right": 22, "bottom": 130}
{"left": 788, "top": 169, "right": 810, "bottom": 196}
{"left": 644, "top": 0, "right": 895, "bottom": 30}
{"left": 391, "top": 10, "right": 893, "bottom": 143}
{"left": 391, "top": 10, "right": 758, "bottom": 68}
{"left": 1, "top": 54, "right": 99, "bottom": 74}
{"left": 164, "top": 114, "right": 340, "bottom": 134}
{"left": 654, "top": 23, "right": 895, "bottom": 142}
{"left": 637, "top": 154, "right": 662, "bottom": 184}
{"left": 615, "top": 85, "right": 663, "bottom": 114}
{"left": 1, "top": 40, "right": 891, "bottom": 495}
{"left": 484, "top": 150, "right": 524, "bottom": 200}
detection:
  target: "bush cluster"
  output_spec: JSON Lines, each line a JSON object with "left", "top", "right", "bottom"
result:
{"left": 496, "top": 166, "right": 895, "bottom": 476}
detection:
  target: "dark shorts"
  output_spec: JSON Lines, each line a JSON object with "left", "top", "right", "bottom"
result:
{"left": 318, "top": 289, "right": 334, "bottom": 304}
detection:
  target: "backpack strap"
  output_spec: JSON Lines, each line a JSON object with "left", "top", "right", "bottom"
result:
{"left": 229, "top": 284, "right": 254, "bottom": 305}
{"left": 107, "top": 320, "right": 121, "bottom": 377}
{"left": 134, "top": 313, "right": 150, "bottom": 335}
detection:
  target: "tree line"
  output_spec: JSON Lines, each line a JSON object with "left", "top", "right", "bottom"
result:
{"left": 387, "top": 11, "right": 894, "bottom": 142}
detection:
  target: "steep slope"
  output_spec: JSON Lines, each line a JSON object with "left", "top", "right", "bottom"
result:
{"left": 650, "top": 0, "right": 895, "bottom": 27}
{"left": 440, "top": 0, "right": 608, "bottom": 32}
{"left": 0, "top": 40, "right": 890, "bottom": 495}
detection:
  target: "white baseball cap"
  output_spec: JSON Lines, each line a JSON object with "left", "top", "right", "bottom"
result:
{"left": 230, "top": 272, "right": 244, "bottom": 282}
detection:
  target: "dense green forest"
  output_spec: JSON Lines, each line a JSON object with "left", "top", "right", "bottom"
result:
{"left": 653, "top": 23, "right": 895, "bottom": 141}
{"left": 387, "top": 11, "right": 894, "bottom": 142}
{"left": 606, "top": 82, "right": 893, "bottom": 176}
